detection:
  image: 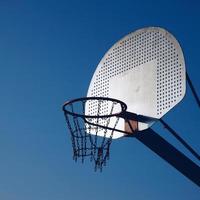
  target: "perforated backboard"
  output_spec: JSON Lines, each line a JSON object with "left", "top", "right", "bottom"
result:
{"left": 86, "top": 27, "right": 186, "bottom": 139}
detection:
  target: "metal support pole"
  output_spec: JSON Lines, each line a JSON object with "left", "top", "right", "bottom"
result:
{"left": 160, "top": 119, "right": 200, "bottom": 161}
{"left": 128, "top": 129, "right": 200, "bottom": 187}
{"left": 186, "top": 72, "right": 200, "bottom": 108}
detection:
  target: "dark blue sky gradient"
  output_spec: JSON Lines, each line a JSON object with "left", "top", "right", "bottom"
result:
{"left": 0, "top": 0, "right": 200, "bottom": 199}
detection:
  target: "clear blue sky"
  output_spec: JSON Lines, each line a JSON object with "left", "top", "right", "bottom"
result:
{"left": 0, "top": 0, "right": 200, "bottom": 199}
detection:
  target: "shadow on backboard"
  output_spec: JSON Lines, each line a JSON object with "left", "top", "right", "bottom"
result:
{"left": 127, "top": 129, "right": 200, "bottom": 187}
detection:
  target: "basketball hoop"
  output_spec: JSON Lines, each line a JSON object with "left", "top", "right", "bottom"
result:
{"left": 61, "top": 27, "right": 200, "bottom": 187}
{"left": 62, "top": 97, "right": 140, "bottom": 171}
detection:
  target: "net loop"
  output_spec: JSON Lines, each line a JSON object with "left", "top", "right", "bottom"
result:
{"left": 63, "top": 97, "right": 126, "bottom": 171}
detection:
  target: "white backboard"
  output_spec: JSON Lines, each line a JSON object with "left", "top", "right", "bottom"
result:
{"left": 86, "top": 27, "right": 186, "bottom": 138}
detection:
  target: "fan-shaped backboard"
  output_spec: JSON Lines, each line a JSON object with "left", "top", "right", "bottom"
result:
{"left": 86, "top": 27, "right": 186, "bottom": 139}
